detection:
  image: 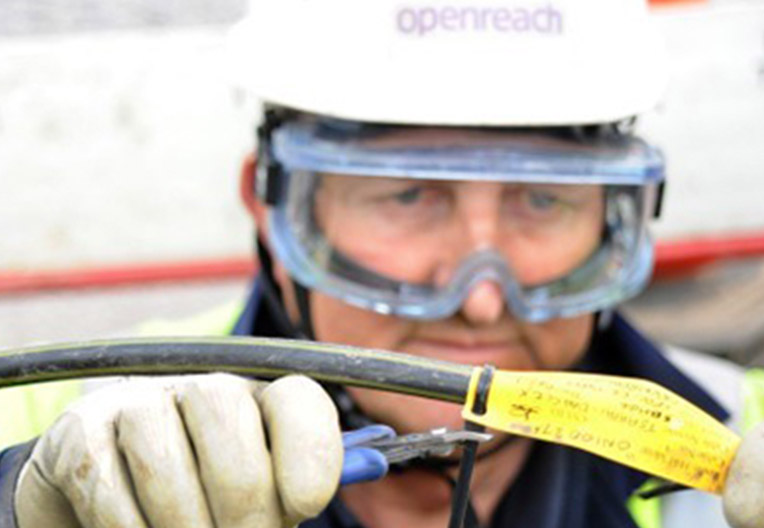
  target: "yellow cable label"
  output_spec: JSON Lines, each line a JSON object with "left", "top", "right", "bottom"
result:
{"left": 462, "top": 368, "right": 741, "bottom": 494}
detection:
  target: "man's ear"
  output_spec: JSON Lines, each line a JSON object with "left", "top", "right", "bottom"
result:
{"left": 239, "top": 153, "right": 268, "bottom": 229}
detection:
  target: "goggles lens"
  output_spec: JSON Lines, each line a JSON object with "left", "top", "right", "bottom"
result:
{"left": 264, "top": 117, "right": 663, "bottom": 322}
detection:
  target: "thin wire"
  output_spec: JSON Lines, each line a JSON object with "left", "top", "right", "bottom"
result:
{"left": 448, "top": 423, "right": 485, "bottom": 528}
{"left": 637, "top": 482, "right": 687, "bottom": 499}
{"left": 448, "top": 365, "right": 495, "bottom": 528}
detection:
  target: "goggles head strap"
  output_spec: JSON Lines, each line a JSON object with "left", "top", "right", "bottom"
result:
{"left": 256, "top": 108, "right": 291, "bottom": 206}
{"left": 653, "top": 180, "right": 666, "bottom": 219}
{"left": 255, "top": 237, "right": 306, "bottom": 338}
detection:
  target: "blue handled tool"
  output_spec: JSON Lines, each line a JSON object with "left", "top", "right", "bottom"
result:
{"left": 341, "top": 425, "right": 493, "bottom": 485}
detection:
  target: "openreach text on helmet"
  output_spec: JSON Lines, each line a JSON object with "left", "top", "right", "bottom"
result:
{"left": 396, "top": 4, "right": 563, "bottom": 36}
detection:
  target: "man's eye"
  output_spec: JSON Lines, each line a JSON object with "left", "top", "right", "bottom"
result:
{"left": 527, "top": 191, "right": 559, "bottom": 210}
{"left": 393, "top": 187, "right": 423, "bottom": 205}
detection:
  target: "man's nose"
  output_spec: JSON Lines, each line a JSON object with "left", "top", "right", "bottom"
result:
{"left": 457, "top": 183, "right": 503, "bottom": 250}
{"left": 460, "top": 280, "right": 505, "bottom": 326}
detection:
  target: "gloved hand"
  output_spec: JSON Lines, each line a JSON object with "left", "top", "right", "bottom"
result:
{"left": 724, "top": 422, "right": 764, "bottom": 528}
{"left": 14, "top": 373, "right": 342, "bottom": 528}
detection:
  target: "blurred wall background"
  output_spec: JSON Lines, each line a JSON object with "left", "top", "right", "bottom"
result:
{"left": 0, "top": 0, "right": 255, "bottom": 346}
{"left": 0, "top": 0, "right": 254, "bottom": 271}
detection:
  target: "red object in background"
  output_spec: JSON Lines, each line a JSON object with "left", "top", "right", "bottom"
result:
{"left": 2, "top": 231, "right": 764, "bottom": 295}
{"left": 654, "top": 232, "right": 764, "bottom": 280}
{"left": 649, "top": 0, "right": 706, "bottom": 5}
{"left": 0, "top": 258, "right": 257, "bottom": 295}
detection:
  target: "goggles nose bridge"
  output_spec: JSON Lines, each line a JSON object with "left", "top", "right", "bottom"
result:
{"left": 447, "top": 249, "right": 527, "bottom": 315}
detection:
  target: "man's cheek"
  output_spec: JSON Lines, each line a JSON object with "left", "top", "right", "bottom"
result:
{"left": 311, "top": 293, "right": 412, "bottom": 351}
{"left": 533, "top": 316, "right": 594, "bottom": 369}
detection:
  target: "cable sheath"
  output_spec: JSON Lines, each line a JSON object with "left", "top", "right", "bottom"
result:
{"left": 0, "top": 337, "right": 474, "bottom": 402}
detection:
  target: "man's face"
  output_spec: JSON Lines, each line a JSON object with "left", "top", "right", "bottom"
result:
{"left": 269, "top": 172, "right": 603, "bottom": 433}
{"left": 309, "top": 287, "right": 596, "bottom": 433}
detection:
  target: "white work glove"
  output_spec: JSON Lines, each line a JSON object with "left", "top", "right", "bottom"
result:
{"left": 724, "top": 422, "right": 764, "bottom": 528}
{"left": 14, "top": 373, "right": 342, "bottom": 528}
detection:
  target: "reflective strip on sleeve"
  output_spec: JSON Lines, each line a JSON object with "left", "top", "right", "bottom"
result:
{"left": 137, "top": 300, "right": 244, "bottom": 337}
{"left": 742, "top": 369, "right": 764, "bottom": 434}
{"left": 627, "top": 480, "right": 662, "bottom": 528}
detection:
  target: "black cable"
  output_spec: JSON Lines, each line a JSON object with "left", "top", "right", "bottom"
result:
{"left": 429, "top": 472, "right": 480, "bottom": 528}
{"left": 0, "top": 337, "right": 473, "bottom": 402}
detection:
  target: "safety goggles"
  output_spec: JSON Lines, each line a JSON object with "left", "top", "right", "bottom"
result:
{"left": 258, "top": 116, "right": 665, "bottom": 322}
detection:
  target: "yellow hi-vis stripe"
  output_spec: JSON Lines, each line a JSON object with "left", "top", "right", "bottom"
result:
{"left": 0, "top": 380, "right": 83, "bottom": 449}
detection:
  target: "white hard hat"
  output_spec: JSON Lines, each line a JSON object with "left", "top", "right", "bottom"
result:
{"left": 228, "top": 0, "right": 667, "bottom": 126}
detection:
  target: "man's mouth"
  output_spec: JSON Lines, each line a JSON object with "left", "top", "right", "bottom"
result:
{"left": 404, "top": 337, "right": 535, "bottom": 368}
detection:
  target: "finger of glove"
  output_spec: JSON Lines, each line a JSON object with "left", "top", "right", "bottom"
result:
{"left": 16, "top": 394, "right": 149, "bottom": 528}
{"left": 116, "top": 383, "right": 214, "bottom": 528}
{"left": 15, "top": 462, "right": 83, "bottom": 528}
{"left": 724, "top": 422, "right": 764, "bottom": 528}
{"left": 176, "top": 373, "right": 281, "bottom": 528}
{"left": 257, "top": 375, "right": 342, "bottom": 526}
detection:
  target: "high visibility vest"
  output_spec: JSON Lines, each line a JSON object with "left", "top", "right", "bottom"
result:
{"left": 0, "top": 380, "right": 82, "bottom": 449}
{"left": 1, "top": 302, "right": 761, "bottom": 528}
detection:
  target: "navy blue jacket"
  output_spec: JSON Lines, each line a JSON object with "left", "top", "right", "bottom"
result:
{"left": 0, "top": 281, "right": 729, "bottom": 528}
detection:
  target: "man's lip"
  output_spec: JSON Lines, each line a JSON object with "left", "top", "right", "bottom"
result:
{"left": 411, "top": 337, "right": 518, "bottom": 350}
{"left": 406, "top": 337, "right": 523, "bottom": 358}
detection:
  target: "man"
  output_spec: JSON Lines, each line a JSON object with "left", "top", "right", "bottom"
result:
{"left": 2, "top": 0, "right": 764, "bottom": 527}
